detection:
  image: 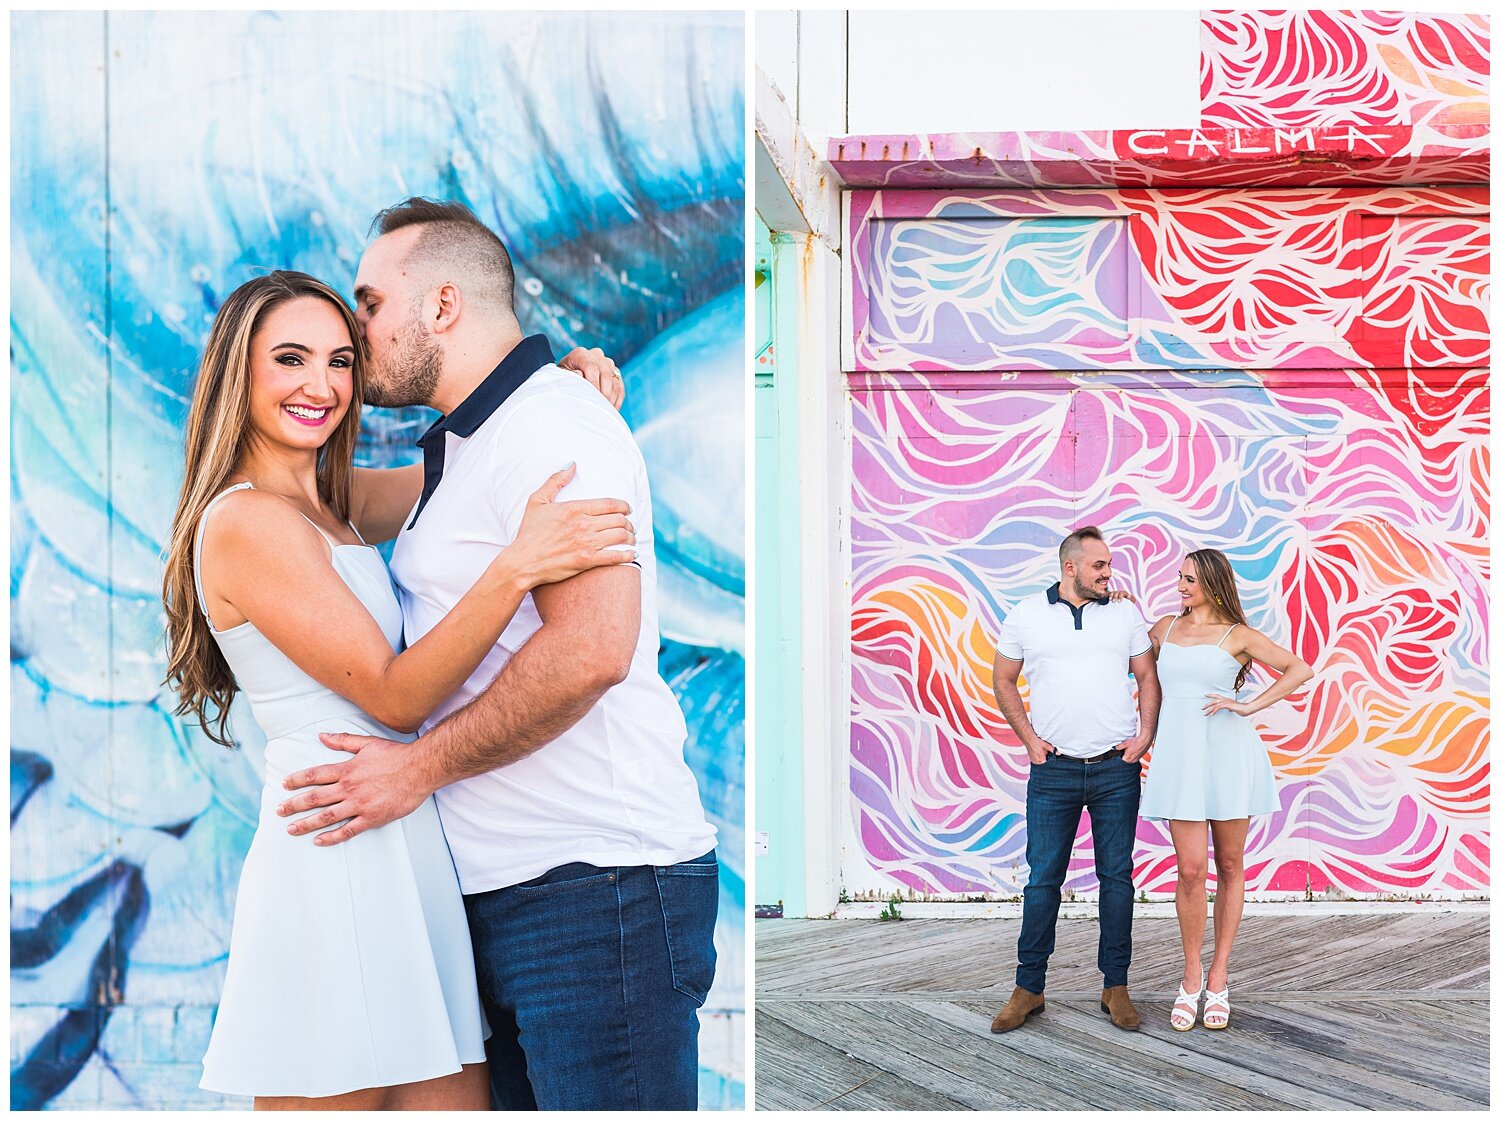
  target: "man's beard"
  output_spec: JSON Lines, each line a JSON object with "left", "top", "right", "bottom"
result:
{"left": 364, "top": 311, "right": 442, "bottom": 409}
{"left": 1073, "top": 573, "right": 1107, "bottom": 602}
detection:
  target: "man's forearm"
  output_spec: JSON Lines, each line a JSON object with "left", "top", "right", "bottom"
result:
{"left": 993, "top": 678, "right": 1041, "bottom": 748}
{"left": 412, "top": 626, "right": 614, "bottom": 790}
{"left": 1136, "top": 676, "right": 1162, "bottom": 742}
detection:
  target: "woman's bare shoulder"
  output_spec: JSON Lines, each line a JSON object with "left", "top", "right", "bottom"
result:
{"left": 201, "top": 488, "right": 321, "bottom": 556}
{"left": 1229, "top": 622, "right": 1276, "bottom": 650}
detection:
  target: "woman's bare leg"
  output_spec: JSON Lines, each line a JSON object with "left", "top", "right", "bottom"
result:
{"left": 1207, "top": 817, "right": 1249, "bottom": 992}
{"left": 387, "top": 1062, "right": 491, "bottom": 1111}
{"left": 1169, "top": 820, "right": 1210, "bottom": 994}
{"left": 254, "top": 1063, "right": 488, "bottom": 1112}
{"left": 255, "top": 1086, "right": 390, "bottom": 1111}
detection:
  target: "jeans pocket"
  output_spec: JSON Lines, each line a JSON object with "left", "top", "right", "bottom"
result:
{"left": 653, "top": 852, "right": 719, "bottom": 1006}
{"left": 512, "top": 862, "right": 617, "bottom": 898}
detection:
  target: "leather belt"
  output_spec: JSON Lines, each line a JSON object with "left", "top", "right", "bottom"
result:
{"left": 1079, "top": 747, "right": 1124, "bottom": 764}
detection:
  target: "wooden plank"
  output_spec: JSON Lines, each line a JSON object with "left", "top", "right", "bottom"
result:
{"left": 1255, "top": 999, "right": 1489, "bottom": 1102}
{"left": 753, "top": 1011, "right": 886, "bottom": 1110}
{"left": 928, "top": 998, "right": 1319, "bottom": 1111}
{"left": 1017, "top": 996, "right": 1485, "bottom": 1111}
{"left": 770, "top": 1000, "right": 1117, "bottom": 1111}
{"left": 828, "top": 1073, "right": 976, "bottom": 1112}
{"left": 758, "top": 915, "right": 1489, "bottom": 994}
{"left": 759, "top": 988, "right": 1489, "bottom": 1003}
{"left": 755, "top": 914, "right": 1491, "bottom": 1111}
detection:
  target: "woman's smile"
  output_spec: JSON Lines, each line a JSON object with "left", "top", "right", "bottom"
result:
{"left": 283, "top": 403, "right": 332, "bottom": 426}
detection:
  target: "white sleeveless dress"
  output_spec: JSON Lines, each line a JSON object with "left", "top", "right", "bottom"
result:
{"left": 1139, "top": 619, "right": 1280, "bottom": 822}
{"left": 195, "top": 483, "right": 487, "bottom": 1098}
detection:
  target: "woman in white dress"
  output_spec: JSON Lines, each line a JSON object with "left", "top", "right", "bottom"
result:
{"left": 162, "top": 271, "right": 633, "bottom": 1109}
{"left": 1138, "top": 549, "right": 1313, "bottom": 1033}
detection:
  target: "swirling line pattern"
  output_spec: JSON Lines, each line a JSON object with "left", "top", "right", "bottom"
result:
{"left": 866, "top": 216, "right": 1131, "bottom": 357}
{"left": 1200, "top": 10, "right": 1490, "bottom": 150}
{"left": 849, "top": 368, "right": 1489, "bottom": 899}
{"left": 10, "top": 11, "right": 744, "bottom": 1110}
{"left": 852, "top": 187, "right": 1488, "bottom": 372}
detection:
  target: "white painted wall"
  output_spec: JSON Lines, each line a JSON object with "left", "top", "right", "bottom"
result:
{"left": 757, "top": 9, "right": 1201, "bottom": 138}
{"left": 756, "top": 9, "right": 799, "bottom": 110}
{"left": 754, "top": 59, "right": 849, "bottom": 915}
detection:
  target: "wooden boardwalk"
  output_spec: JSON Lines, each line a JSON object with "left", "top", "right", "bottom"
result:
{"left": 755, "top": 912, "right": 1490, "bottom": 1110}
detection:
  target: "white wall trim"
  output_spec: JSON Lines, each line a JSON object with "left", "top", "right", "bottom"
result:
{"left": 793, "top": 228, "right": 847, "bottom": 918}
{"left": 754, "top": 65, "right": 842, "bottom": 243}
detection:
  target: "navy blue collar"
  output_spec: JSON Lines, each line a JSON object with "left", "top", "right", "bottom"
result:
{"left": 406, "top": 334, "right": 554, "bottom": 529}
{"left": 1046, "top": 581, "right": 1103, "bottom": 631}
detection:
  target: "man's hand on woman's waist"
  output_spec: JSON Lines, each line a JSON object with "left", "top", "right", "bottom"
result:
{"left": 276, "top": 732, "right": 435, "bottom": 846}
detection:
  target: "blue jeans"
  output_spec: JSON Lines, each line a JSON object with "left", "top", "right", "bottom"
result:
{"left": 463, "top": 851, "right": 718, "bottom": 1110}
{"left": 1016, "top": 753, "right": 1140, "bottom": 994}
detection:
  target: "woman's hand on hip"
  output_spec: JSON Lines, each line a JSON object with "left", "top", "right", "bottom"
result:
{"left": 506, "top": 464, "right": 636, "bottom": 588}
{"left": 1202, "top": 694, "right": 1252, "bottom": 717}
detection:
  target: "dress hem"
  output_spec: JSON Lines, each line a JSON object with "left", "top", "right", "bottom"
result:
{"left": 1140, "top": 808, "right": 1276, "bottom": 822}
{"left": 199, "top": 1046, "right": 488, "bottom": 1099}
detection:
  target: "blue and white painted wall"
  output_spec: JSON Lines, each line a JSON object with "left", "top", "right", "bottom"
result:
{"left": 10, "top": 10, "right": 745, "bottom": 1109}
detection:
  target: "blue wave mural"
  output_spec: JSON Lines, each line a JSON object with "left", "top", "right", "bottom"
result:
{"left": 10, "top": 10, "right": 745, "bottom": 1109}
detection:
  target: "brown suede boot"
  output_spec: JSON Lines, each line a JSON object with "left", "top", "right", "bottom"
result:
{"left": 990, "top": 986, "right": 1045, "bottom": 1033}
{"left": 1101, "top": 985, "right": 1140, "bottom": 1031}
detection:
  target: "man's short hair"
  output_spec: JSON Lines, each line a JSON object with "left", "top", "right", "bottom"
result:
{"left": 1059, "top": 525, "right": 1105, "bottom": 569}
{"left": 369, "top": 197, "right": 516, "bottom": 315}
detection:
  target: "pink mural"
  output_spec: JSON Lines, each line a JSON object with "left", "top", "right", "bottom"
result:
{"left": 849, "top": 368, "right": 1489, "bottom": 897}
{"left": 1200, "top": 9, "right": 1489, "bottom": 147}
{"left": 843, "top": 10, "right": 1490, "bottom": 899}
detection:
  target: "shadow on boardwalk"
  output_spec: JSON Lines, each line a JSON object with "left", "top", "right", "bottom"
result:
{"left": 755, "top": 912, "right": 1489, "bottom": 1110}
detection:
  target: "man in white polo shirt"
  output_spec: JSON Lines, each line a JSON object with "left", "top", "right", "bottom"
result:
{"left": 989, "top": 526, "right": 1161, "bottom": 1035}
{"left": 275, "top": 198, "right": 717, "bottom": 1110}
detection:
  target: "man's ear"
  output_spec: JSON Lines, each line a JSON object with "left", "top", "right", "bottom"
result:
{"left": 430, "top": 282, "right": 462, "bottom": 334}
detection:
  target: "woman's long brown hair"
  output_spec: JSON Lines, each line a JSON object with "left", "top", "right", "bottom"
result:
{"left": 162, "top": 271, "right": 366, "bottom": 746}
{"left": 1182, "top": 547, "right": 1253, "bottom": 692}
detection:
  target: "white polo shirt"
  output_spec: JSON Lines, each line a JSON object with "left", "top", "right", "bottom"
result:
{"left": 389, "top": 356, "right": 716, "bottom": 893}
{"left": 994, "top": 583, "right": 1152, "bottom": 758}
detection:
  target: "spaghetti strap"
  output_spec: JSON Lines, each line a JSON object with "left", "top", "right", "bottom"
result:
{"left": 1163, "top": 615, "right": 1180, "bottom": 644}
{"left": 193, "top": 484, "right": 348, "bottom": 623}
{"left": 292, "top": 510, "right": 339, "bottom": 549}
{"left": 193, "top": 482, "right": 255, "bottom": 618}
{"left": 1215, "top": 623, "right": 1239, "bottom": 648}
{"left": 347, "top": 515, "right": 370, "bottom": 546}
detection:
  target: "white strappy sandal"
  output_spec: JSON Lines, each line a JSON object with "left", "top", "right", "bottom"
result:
{"left": 1203, "top": 986, "right": 1231, "bottom": 1029}
{"left": 1171, "top": 983, "right": 1204, "bottom": 1031}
